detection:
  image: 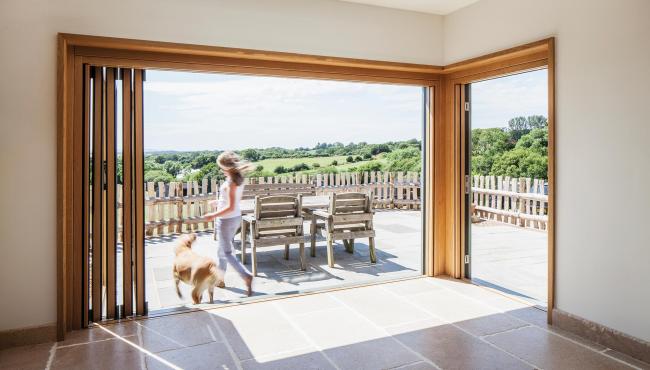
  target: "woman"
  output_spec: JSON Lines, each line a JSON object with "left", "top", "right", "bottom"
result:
{"left": 203, "top": 151, "right": 253, "bottom": 296}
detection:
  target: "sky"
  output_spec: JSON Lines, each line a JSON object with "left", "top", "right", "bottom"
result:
{"left": 141, "top": 68, "right": 547, "bottom": 151}
{"left": 471, "top": 69, "right": 548, "bottom": 129}
{"left": 143, "top": 71, "right": 423, "bottom": 151}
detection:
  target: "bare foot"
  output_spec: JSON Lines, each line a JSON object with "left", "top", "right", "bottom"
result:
{"left": 244, "top": 276, "right": 253, "bottom": 296}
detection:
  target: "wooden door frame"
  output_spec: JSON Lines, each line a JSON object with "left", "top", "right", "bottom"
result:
{"left": 439, "top": 38, "right": 556, "bottom": 324}
{"left": 57, "top": 33, "right": 555, "bottom": 340}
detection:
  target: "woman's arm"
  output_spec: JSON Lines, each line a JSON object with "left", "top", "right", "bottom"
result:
{"left": 203, "top": 182, "right": 238, "bottom": 221}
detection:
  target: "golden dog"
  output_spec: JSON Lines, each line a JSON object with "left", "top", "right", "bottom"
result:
{"left": 172, "top": 233, "right": 224, "bottom": 304}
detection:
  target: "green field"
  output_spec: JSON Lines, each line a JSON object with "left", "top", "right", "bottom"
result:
{"left": 251, "top": 155, "right": 349, "bottom": 170}
{"left": 251, "top": 155, "right": 386, "bottom": 173}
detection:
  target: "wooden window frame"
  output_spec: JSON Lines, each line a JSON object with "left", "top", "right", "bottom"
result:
{"left": 57, "top": 33, "right": 554, "bottom": 340}
{"left": 439, "top": 38, "right": 556, "bottom": 324}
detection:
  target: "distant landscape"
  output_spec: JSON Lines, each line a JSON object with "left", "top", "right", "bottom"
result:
{"left": 114, "top": 115, "right": 547, "bottom": 184}
{"left": 140, "top": 139, "right": 422, "bottom": 183}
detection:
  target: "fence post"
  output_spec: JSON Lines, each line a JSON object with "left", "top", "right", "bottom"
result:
{"left": 146, "top": 182, "right": 155, "bottom": 236}
{"left": 517, "top": 178, "right": 526, "bottom": 226}
{"left": 157, "top": 182, "right": 165, "bottom": 236}
{"left": 496, "top": 176, "right": 503, "bottom": 222}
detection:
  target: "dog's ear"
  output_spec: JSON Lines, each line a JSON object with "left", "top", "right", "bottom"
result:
{"left": 188, "top": 233, "right": 197, "bottom": 243}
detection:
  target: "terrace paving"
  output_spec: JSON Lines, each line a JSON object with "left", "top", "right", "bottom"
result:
{"left": 144, "top": 209, "right": 423, "bottom": 312}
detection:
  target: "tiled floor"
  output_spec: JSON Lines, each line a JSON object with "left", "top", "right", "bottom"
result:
{"left": 3, "top": 277, "right": 648, "bottom": 370}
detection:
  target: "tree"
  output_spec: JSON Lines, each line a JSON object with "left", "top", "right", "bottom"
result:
{"left": 312, "top": 163, "right": 321, "bottom": 168}
{"left": 354, "top": 155, "right": 363, "bottom": 162}
{"left": 491, "top": 148, "right": 547, "bottom": 179}
{"left": 274, "top": 165, "right": 287, "bottom": 174}
{"left": 527, "top": 115, "right": 548, "bottom": 129}
{"left": 163, "top": 161, "right": 182, "bottom": 177}
{"left": 240, "top": 148, "right": 260, "bottom": 162}
{"left": 363, "top": 153, "right": 372, "bottom": 159}
{"left": 384, "top": 147, "right": 421, "bottom": 172}
{"left": 471, "top": 128, "right": 511, "bottom": 175}
{"left": 191, "top": 152, "right": 217, "bottom": 169}
{"left": 355, "top": 161, "right": 383, "bottom": 172}
{"left": 331, "top": 160, "right": 338, "bottom": 166}
{"left": 145, "top": 170, "right": 175, "bottom": 183}
{"left": 507, "top": 115, "right": 548, "bottom": 141}
{"left": 515, "top": 127, "right": 548, "bottom": 155}
{"left": 370, "top": 143, "right": 390, "bottom": 155}
{"left": 346, "top": 156, "right": 354, "bottom": 163}
{"left": 291, "top": 163, "right": 310, "bottom": 171}
{"left": 507, "top": 116, "right": 528, "bottom": 131}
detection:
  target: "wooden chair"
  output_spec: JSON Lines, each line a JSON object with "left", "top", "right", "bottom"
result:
{"left": 309, "top": 192, "right": 376, "bottom": 267}
{"left": 213, "top": 182, "right": 315, "bottom": 240}
{"left": 241, "top": 195, "right": 309, "bottom": 276}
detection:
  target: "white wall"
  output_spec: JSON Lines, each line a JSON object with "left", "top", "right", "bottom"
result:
{"left": 445, "top": 0, "right": 650, "bottom": 341}
{"left": 0, "top": 0, "right": 443, "bottom": 332}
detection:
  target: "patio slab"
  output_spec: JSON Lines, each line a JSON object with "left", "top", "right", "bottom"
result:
{"left": 471, "top": 220, "right": 548, "bottom": 306}
{"left": 144, "top": 210, "right": 423, "bottom": 311}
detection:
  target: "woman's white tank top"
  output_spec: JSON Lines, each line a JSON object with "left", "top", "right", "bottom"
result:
{"left": 217, "top": 180, "right": 244, "bottom": 219}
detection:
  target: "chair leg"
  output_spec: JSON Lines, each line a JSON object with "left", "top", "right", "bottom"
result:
{"left": 310, "top": 216, "right": 316, "bottom": 257}
{"left": 251, "top": 244, "right": 258, "bottom": 276}
{"left": 299, "top": 243, "right": 306, "bottom": 271}
{"left": 368, "top": 237, "right": 377, "bottom": 263}
{"left": 344, "top": 239, "right": 354, "bottom": 254}
{"left": 326, "top": 235, "right": 335, "bottom": 267}
{"left": 284, "top": 244, "right": 290, "bottom": 260}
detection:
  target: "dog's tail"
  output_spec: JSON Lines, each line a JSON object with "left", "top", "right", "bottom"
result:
{"left": 173, "top": 269, "right": 183, "bottom": 298}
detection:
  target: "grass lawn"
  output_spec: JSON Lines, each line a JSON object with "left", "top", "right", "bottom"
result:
{"left": 251, "top": 155, "right": 386, "bottom": 173}
{"left": 252, "top": 155, "right": 347, "bottom": 170}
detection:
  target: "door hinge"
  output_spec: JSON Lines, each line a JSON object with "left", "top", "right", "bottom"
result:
{"left": 464, "top": 255, "right": 470, "bottom": 264}
{"left": 464, "top": 102, "right": 470, "bottom": 111}
{"left": 464, "top": 175, "right": 470, "bottom": 195}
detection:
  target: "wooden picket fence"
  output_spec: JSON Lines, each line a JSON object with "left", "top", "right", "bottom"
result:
{"left": 116, "top": 171, "right": 421, "bottom": 239}
{"left": 471, "top": 175, "right": 548, "bottom": 230}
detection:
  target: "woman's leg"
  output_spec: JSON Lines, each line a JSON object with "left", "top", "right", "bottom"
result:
{"left": 217, "top": 216, "right": 252, "bottom": 280}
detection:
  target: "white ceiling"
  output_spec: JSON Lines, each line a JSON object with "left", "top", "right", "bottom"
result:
{"left": 337, "top": 0, "right": 480, "bottom": 15}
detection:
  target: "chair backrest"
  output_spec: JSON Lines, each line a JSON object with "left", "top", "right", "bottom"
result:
{"left": 330, "top": 192, "right": 371, "bottom": 215}
{"left": 253, "top": 195, "right": 303, "bottom": 239}
{"left": 244, "top": 183, "right": 315, "bottom": 200}
{"left": 254, "top": 195, "right": 302, "bottom": 220}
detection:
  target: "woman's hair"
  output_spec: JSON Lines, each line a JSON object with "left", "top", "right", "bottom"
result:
{"left": 217, "top": 151, "right": 253, "bottom": 186}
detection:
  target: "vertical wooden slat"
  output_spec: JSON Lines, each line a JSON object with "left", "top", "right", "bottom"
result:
{"left": 458, "top": 84, "right": 467, "bottom": 278}
{"left": 71, "top": 58, "right": 86, "bottom": 330}
{"left": 133, "top": 69, "right": 146, "bottom": 316}
{"left": 121, "top": 69, "right": 133, "bottom": 318}
{"left": 105, "top": 67, "right": 117, "bottom": 319}
{"left": 81, "top": 63, "right": 91, "bottom": 328}
{"left": 91, "top": 66, "right": 104, "bottom": 322}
